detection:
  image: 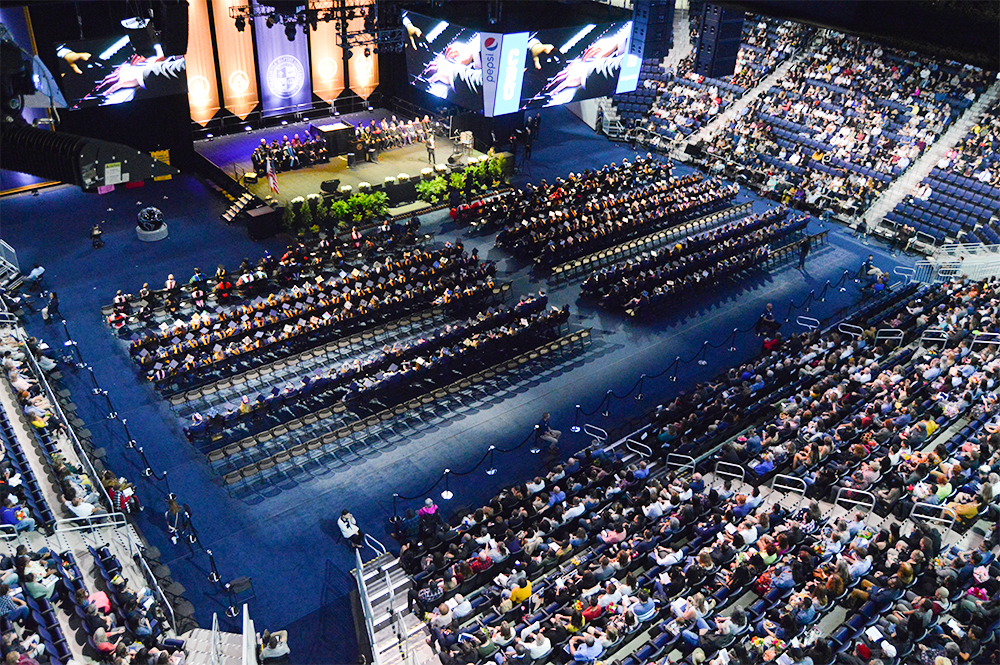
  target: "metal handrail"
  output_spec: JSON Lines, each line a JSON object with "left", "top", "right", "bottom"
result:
{"left": 909, "top": 501, "right": 957, "bottom": 534}
{"left": 837, "top": 323, "right": 864, "bottom": 339}
{"left": 920, "top": 328, "right": 948, "bottom": 346}
{"left": 584, "top": 423, "right": 608, "bottom": 443}
{"left": 211, "top": 613, "right": 221, "bottom": 665}
{"left": 771, "top": 474, "right": 807, "bottom": 496}
{"left": 666, "top": 453, "right": 695, "bottom": 476}
{"left": 241, "top": 604, "right": 256, "bottom": 665}
{"left": 626, "top": 437, "right": 653, "bottom": 459}
{"left": 714, "top": 461, "right": 745, "bottom": 485}
{"left": 11, "top": 326, "right": 116, "bottom": 511}
{"left": 354, "top": 547, "right": 381, "bottom": 665}
{"left": 971, "top": 332, "right": 1000, "bottom": 351}
{"left": 832, "top": 487, "right": 876, "bottom": 524}
{"left": 133, "top": 542, "right": 179, "bottom": 635}
{"left": 796, "top": 316, "right": 820, "bottom": 330}
{"left": 0, "top": 240, "right": 18, "bottom": 273}
{"left": 365, "top": 532, "right": 387, "bottom": 558}
{"left": 875, "top": 328, "right": 904, "bottom": 348}
{"left": 894, "top": 265, "right": 916, "bottom": 284}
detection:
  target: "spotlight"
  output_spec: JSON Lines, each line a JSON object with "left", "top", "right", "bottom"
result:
{"left": 235, "top": 16, "right": 245, "bottom": 32}
{"left": 285, "top": 24, "right": 296, "bottom": 41}
{"left": 244, "top": 125, "right": 251, "bottom": 132}
{"left": 364, "top": 47, "right": 371, "bottom": 57}
{"left": 265, "top": 15, "right": 276, "bottom": 28}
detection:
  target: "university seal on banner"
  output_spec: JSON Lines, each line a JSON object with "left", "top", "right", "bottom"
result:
{"left": 266, "top": 55, "right": 305, "bottom": 98}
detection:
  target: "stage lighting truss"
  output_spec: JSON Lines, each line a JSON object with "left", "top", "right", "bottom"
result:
{"left": 228, "top": 1, "right": 405, "bottom": 51}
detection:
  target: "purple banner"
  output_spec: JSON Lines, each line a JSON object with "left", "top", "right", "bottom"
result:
{"left": 253, "top": 15, "right": 313, "bottom": 117}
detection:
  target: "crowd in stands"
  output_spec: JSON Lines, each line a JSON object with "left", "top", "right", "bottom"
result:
{"left": 396, "top": 274, "right": 1000, "bottom": 665}
{"left": 581, "top": 205, "right": 807, "bottom": 314}
{"left": 701, "top": 31, "right": 992, "bottom": 217}
{"left": 883, "top": 96, "right": 1000, "bottom": 245}
{"left": 492, "top": 157, "right": 741, "bottom": 266}
{"left": 614, "top": 15, "right": 814, "bottom": 143}
{"left": 0, "top": 322, "right": 178, "bottom": 664}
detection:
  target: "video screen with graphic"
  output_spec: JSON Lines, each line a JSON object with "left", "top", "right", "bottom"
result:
{"left": 402, "top": 10, "right": 484, "bottom": 111}
{"left": 519, "top": 21, "right": 635, "bottom": 109}
{"left": 56, "top": 33, "right": 186, "bottom": 110}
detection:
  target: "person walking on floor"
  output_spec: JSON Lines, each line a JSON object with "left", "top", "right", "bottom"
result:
{"left": 426, "top": 134, "right": 436, "bottom": 165}
{"left": 798, "top": 235, "right": 811, "bottom": 269}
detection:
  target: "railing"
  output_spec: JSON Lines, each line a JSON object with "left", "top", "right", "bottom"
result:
{"left": 134, "top": 541, "right": 179, "bottom": 634}
{"left": 211, "top": 613, "right": 221, "bottom": 665}
{"left": 12, "top": 326, "right": 116, "bottom": 510}
{"left": 909, "top": 502, "right": 957, "bottom": 538}
{"left": 795, "top": 315, "right": 820, "bottom": 330}
{"left": 832, "top": 487, "right": 876, "bottom": 525}
{"left": 354, "top": 547, "right": 381, "bottom": 665}
{"left": 875, "top": 328, "right": 904, "bottom": 348}
{"left": 584, "top": 423, "right": 608, "bottom": 443}
{"left": 665, "top": 453, "right": 695, "bottom": 477}
{"left": 0, "top": 240, "right": 18, "bottom": 274}
{"left": 771, "top": 474, "right": 807, "bottom": 497}
{"left": 933, "top": 242, "right": 1000, "bottom": 258}
{"left": 713, "top": 461, "right": 745, "bottom": 486}
{"left": 920, "top": 328, "right": 948, "bottom": 346}
{"left": 626, "top": 436, "right": 653, "bottom": 459}
{"left": 894, "top": 265, "right": 917, "bottom": 284}
{"left": 365, "top": 532, "right": 387, "bottom": 560}
{"left": 241, "top": 604, "right": 256, "bottom": 665}
{"left": 837, "top": 323, "right": 864, "bottom": 339}
{"left": 971, "top": 331, "right": 1000, "bottom": 352}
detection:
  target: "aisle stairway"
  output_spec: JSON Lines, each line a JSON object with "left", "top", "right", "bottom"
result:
{"left": 684, "top": 32, "right": 818, "bottom": 150}
{"left": 182, "top": 627, "right": 244, "bottom": 665}
{"left": 864, "top": 78, "right": 1000, "bottom": 233}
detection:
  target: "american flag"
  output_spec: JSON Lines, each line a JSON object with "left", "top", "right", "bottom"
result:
{"left": 266, "top": 157, "right": 279, "bottom": 194}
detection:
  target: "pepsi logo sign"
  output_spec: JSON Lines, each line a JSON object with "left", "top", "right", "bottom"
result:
{"left": 484, "top": 37, "right": 498, "bottom": 51}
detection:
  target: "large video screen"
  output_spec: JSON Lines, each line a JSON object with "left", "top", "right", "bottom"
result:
{"left": 402, "top": 11, "right": 637, "bottom": 116}
{"left": 520, "top": 21, "right": 634, "bottom": 109}
{"left": 402, "top": 10, "right": 483, "bottom": 110}
{"left": 56, "top": 34, "right": 186, "bottom": 110}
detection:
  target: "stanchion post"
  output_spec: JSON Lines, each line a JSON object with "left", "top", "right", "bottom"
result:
{"left": 206, "top": 548, "right": 222, "bottom": 585}
{"left": 389, "top": 493, "right": 400, "bottom": 524}
{"left": 530, "top": 426, "right": 541, "bottom": 454}
{"left": 729, "top": 328, "right": 738, "bottom": 353}
{"left": 601, "top": 390, "right": 611, "bottom": 418}
{"left": 670, "top": 356, "right": 680, "bottom": 382}
{"left": 634, "top": 375, "right": 645, "bottom": 401}
{"left": 570, "top": 405, "right": 581, "bottom": 433}
{"left": 485, "top": 446, "right": 497, "bottom": 476}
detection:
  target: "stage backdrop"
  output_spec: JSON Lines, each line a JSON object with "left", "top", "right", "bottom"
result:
{"left": 253, "top": 13, "right": 313, "bottom": 117}
{"left": 309, "top": 0, "right": 345, "bottom": 103}
{"left": 186, "top": 0, "right": 220, "bottom": 125}
{"left": 347, "top": 14, "right": 379, "bottom": 100}
{"left": 212, "top": 0, "right": 259, "bottom": 119}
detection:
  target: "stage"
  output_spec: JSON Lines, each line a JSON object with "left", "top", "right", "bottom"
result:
{"left": 193, "top": 108, "right": 484, "bottom": 209}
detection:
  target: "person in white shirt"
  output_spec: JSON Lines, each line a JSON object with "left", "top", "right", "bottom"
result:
{"left": 523, "top": 629, "right": 552, "bottom": 659}
{"left": 337, "top": 510, "right": 364, "bottom": 548}
{"left": 64, "top": 494, "right": 98, "bottom": 518}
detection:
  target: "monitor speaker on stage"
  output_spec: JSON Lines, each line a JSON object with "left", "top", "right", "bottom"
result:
{"left": 693, "top": 4, "right": 744, "bottom": 79}
{"left": 321, "top": 179, "right": 341, "bottom": 194}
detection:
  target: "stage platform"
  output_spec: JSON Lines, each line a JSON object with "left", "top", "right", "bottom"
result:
{"left": 193, "top": 108, "right": 483, "bottom": 208}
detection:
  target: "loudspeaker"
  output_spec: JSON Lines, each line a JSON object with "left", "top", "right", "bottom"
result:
{"left": 693, "top": 4, "right": 744, "bottom": 79}
{"left": 347, "top": 152, "right": 356, "bottom": 167}
{"left": 321, "top": 179, "right": 341, "bottom": 194}
{"left": 246, "top": 205, "right": 282, "bottom": 240}
{"left": 632, "top": 0, "right": 675, "bottom": 61}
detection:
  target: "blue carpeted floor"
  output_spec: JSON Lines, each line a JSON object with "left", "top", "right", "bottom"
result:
{"left": 0, "top": 105, "right": 915, "bottom": 664}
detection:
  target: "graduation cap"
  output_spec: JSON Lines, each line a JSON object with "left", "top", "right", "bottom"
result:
{"left": 344, "top": 301, "right": 353, "bottom": 310}
{"left": 168, "top": 360, "right": 179, "bottom": 369}
{"left": 213, "top": 344, "right": 223, "bottom": 353}
{"left": 306, "top": 297, "right": 315, "bottom": 304}
{"left": 282, "top": 303, "right": 291, "bottom": 310}
{"left": 255, "top": 331, "right": 265, "bottom": 339}
{"left": 283, "top": 324, "right": 294, "bottom": 333}
{"left": 152, "top": 362, "right": 163, "bottom": 370}
{"left": 378, "top": 277, "right": 386, "bottom": 285}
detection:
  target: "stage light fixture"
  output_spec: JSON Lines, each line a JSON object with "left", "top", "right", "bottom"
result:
{"left": 235, "top": 16, "right": 245, "bottom": 31}
{"left": 265, "top": 15, "right": 276, "bottom": 28}
{"left": 285, "top": 23, "right": 296, "bottom": 41}
{"left": 364, "top": 47, "right": 370, "bottom": 57}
